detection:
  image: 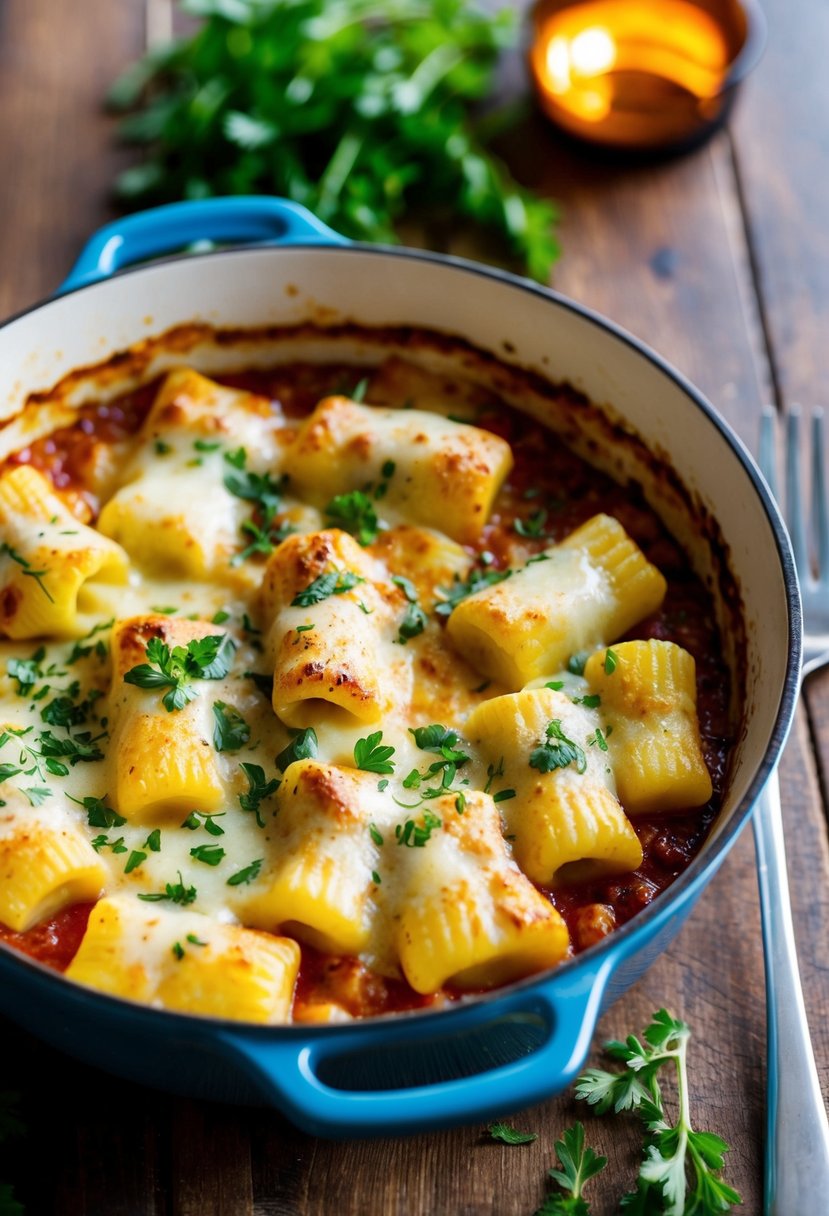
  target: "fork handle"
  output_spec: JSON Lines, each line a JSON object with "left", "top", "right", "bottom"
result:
{"left": 754, "top": 769, "right": 829, "bottom": 1213}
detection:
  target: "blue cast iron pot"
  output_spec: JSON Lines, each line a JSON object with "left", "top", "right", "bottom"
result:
{"left": 0, "top": 197, "right": 801, "bottom": 1138}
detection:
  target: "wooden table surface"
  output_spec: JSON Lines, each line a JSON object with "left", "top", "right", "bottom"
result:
{"left": 1, "top": 2, "right": 828, "bottom": 1213}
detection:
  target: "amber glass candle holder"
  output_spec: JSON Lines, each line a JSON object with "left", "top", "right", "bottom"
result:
{"left": 528, "top": 0, "right": 766, "bottom": 153}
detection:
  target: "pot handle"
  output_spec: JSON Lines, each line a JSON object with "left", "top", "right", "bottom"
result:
{"left": 216, "top": 958, "right": 613, "bottom": 1138}
{"left": 59, "top": 196, "right": 348, "bottom": 293}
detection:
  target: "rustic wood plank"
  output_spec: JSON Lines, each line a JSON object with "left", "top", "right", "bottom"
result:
{"left": 0, "top": 0, "right": 145, "bottom": 312}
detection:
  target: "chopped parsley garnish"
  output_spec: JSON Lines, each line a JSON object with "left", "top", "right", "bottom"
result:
{"left": 239, "top": 762, "right": 280, "bottom": 826}
{"left": 91, "top": 834, "right": 128, "bottom": 855}
{"left": 369, "top": 823, "right": 384, "bottom": 846}
{"left": 154, "top": 439, "right": 172, "bottom": 455}
{"left": 137, "top": 873, "right": 197, "bottom": 905}
{"left": 22, "top": 786, "right": 52, "bottom": 807}
{"left": 371, "top": 870, "right": 382, "bottom": 885}
{"left": 7, "top": 651, "right": 45, "bottom": 695}
{"left": 211, "top": 610, "right": 230, "bottom": 624}
{"left": 71, "top": 794, "right": 126, "bottom": 830}
{"left": 324, "top": 490, "right": 379, "bottom": 545}
{"left": 395, "top": 810, "right": 442, "bottom": 847}
{"left": 291, "top": 569, "right": 365, "bottom": 607}
{"left": 275, "top": 727, "right": 318, "bottom": 772}
{"left": 434, "top": 565, "right": 511, "bottom": 617}
{"left": 484, "top": 757, "right": 515, "bottom": 804}
{"left": 67, "top": 618, "right": 112, "bottom": 665}
{"left": 590, "top": 728, "right": 609, "bottom": 752}
{"left": 194, "top": 438, "right": 221, "bottom": 452}
{"left": 513, "top": 508, "right": 548, "bottom": 538}
{"left": 574, "top": 693, "right": 601, "bottom": 708}
{"left": 181, "top": 810, "right": 225, "bottom": 836}
{"left": 222, "top": 449, "right": 288, "bottom": 563}
{"left": 212, "top": 701, "right": 251, "bottom": 752}
{"left": 190, "top": 843, "right": 226, "bottom": 867}
{"left": 123, "top": 633, "right": 235, "bottom": 712}
{"left": 145, "top": 829, "right": 161, "bottom": 852}
{"left": 567, "top": 651, "right": 589, "bottom": 677}
{"left": 0, "top": 541, "right": 54, "bottom": 602}
{"left": 40, "top": 691, "right": 97, "bottom": 729}
{"left": 392, "top": 574, "right": 427, "bottom": 643}
{"left": 223, "top": 455, "right": 284, "bottom": 515}
{"left": 39, "top": 728, "right": 104, "bottom": 766}
{"left": 233, "top": 516, "right": 294, "bottom": 565}
{"left": 354, "top": 731, "right": 396, "bottom": 775}
{"left": 171, "top": 941, "right": 185, "bottom": 961}
{"left": 604, "top": 647, "right": 618, "bottom": 674}
{"left": 350, "top": 377, "right": 369, "bottom": 402}
{"left": 124, "top": 850, "right": 147, "bottom": 874}
{"left": 227, "top": 858, "right": 263, "bottom": 886}
{"left": 530, "top": 719, "right": 587, "bottom": 775}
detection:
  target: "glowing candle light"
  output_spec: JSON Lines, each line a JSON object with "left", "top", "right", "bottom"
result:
{"left": 529, "top": 0, "right": 765, "bottom": 151}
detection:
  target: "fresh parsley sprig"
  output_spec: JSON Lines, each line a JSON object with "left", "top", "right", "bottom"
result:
{"left": 0, "top": 540, "right": 54, "bottom": 602}
{"left": 354, "top": 731, "right": 396, "bottom": 775}
{"left": 123, "top": 633, "right": 235, "bottom": 712}
{"left": 324, "top": 491, "right": 379, "bottom": 546}
{"left": 108, "top": 0, "right": 559, "bottom": 282}
{"left": 238, "top": 762, "right": 280, "bottom": 816}
{"left": 435, "top": 563, "right": 512, "bottom": 617}
{"left": 534, "top": 1122, "right": 607, "bottom": 1216}
{"left": 575, "top": 1009, "right": 742, "bottom": 1215}
{"left": 212, "top": 701, "right": 250, "bottom": 752}
{"left": 223, "top": 449, "right": 291, "bottom": 564}
{"left": 392, "top": 574, "right": 427, "bottom": 643}
{"left": 529, "top": 718, "right": 587, "bottom": 775}
{"left": 291, "top": 569, "right": 365, "bottom": 607}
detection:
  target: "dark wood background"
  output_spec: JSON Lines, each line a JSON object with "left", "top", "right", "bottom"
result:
{"left": 0, "top": 1, "right": 827, "bottom": 1212}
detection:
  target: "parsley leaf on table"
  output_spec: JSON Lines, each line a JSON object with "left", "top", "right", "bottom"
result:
{"left": 575, "top": 1009, "right": 742, "bottom": 1215}
{"left": 107, "top": 0, "right": 560, "bottom": 282}
{"left": 488, "top": 1121, "right": 537, "bottom": 1145}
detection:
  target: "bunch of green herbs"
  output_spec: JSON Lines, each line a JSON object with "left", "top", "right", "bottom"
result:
{"left": 108, "top": 0, "right": 559, "bottom": 280}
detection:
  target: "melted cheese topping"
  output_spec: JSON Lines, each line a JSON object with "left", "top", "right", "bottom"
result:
{"left": 0, "top": 361, "right": 713, "bottom": 1023}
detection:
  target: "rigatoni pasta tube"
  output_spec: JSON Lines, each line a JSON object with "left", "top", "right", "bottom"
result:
{"left": 66, "top": 896, "right": 300, "bottom": 1023}
{"left": 98, "top": 368, "right": 284, "bottom": 580}
{"left": 259, "top": 529, "right": 408, "bottom": 728}
{"left": 107, "top": 615, "right": 230, "bottom": 821}
{"left": 392, "top": 791, "right": 569, "bottom": 993}
{"left": 0, "top": 795, "right": 107, "bottom": 933}
{"left": 243, "top": 761, "right": 394, "bottom": 955}
{"left": 584, "top": 640, "right": 712, "bottom": 814}
{"left": 447, "top": 513, "right": 667, "bottom": 688}
{"left": 283, "top": 395, "right": 513, "bottom": 545}
{"left": 465, "top": 687, "right": 643, "bottom": 886}
{"left": 0, "top": 465, "right": 128, "bottom": 639}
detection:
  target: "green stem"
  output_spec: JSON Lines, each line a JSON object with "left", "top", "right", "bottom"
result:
{"left": 316, "top": 129, "right": 364, "bottom": 215}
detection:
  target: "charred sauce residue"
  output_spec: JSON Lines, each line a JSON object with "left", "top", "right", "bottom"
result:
{"left": 0, "top": 338, "right": 738, "bottom": 1017}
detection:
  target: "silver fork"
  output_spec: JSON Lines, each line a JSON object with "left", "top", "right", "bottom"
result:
{"left": 757, "top": 405, "right": 829, "bottom": 1214}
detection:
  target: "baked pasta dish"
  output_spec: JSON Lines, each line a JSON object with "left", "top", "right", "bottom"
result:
{"left": 0, "top": 354, "right": 731, "bottom": 1024}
